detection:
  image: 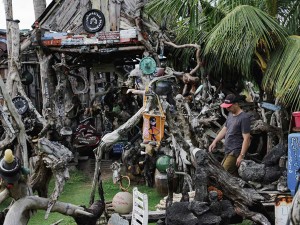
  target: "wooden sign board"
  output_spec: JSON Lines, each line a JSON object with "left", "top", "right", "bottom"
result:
{"left": 38, "top": 27, "right": 139, "bottom": 46}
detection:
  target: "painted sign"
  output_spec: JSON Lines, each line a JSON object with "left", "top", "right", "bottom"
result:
{"left": 83, "top": 9, "right": 105, "bottom": 33}
{"left": 288, "top": 133, "right": 300, "bottom": 196}
{"left": 142, "top": 113, "right": 165, "bottom": 143}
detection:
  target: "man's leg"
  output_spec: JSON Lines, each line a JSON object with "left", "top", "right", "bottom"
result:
{"left": 221, "top": 154, "right": 238, "bottom": 176}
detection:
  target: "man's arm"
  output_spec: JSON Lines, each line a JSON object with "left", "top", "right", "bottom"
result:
{"left": 236, "top": 133, "right": 251, "bottom": 167}
{"left": 208, "top": 126, "right": 227, "bottom": 152}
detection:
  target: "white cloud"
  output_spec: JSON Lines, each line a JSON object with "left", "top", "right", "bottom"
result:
{"left": 0, "top": 0, "right": 52, "bottom": 30}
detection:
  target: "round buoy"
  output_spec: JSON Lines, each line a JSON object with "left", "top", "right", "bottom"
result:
{"left": 156, "top": 155, "right": 172, "bottom": 173}
{"left": 112, "top": 191, "right": 133, "bottom": 214}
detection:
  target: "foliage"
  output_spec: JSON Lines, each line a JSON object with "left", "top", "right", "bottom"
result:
{"left": 144, "top": 0, "right": 300, "bottom": 107}
{"left": 263, "top": 36, "right": 300, "bottom": 110}
{"left": 204, "top": 5, "right": 288, "bottom": 78}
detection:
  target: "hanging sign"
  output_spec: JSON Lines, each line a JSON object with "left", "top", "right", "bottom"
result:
{"left": 142, "top": 95, "right": 165, "bottom": 144}
{"left": 82, "top": 9, "right": 105, "bottom": 33}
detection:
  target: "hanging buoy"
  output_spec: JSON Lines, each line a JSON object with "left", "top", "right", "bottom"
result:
{"left": 156, "top": 155, "right": 172, "bottom": 173}
{"left": 0, "top": 149, "right": 21, "bottom": 185}
{"left": 112, "top": 191, "right": 133, "bottom": 214}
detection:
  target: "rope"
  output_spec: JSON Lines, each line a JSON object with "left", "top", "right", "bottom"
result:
{"left": 119, "top": 175, "right": 131, "bottom": 192}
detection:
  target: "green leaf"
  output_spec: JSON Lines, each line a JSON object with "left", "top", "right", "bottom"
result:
{"left": 263, "top": 36, "right": 300, "bottom": 110}
{"left": 203, "top": 5, "right": 288, "bottom": 78}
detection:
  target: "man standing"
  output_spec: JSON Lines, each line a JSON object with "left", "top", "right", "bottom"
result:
{"left": 209, "top": 94, "right": 251, "bottom": 176}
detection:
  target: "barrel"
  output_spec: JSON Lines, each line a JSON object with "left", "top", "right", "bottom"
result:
{"left": 154, "top": 169, "right": 178, "bottom": 196}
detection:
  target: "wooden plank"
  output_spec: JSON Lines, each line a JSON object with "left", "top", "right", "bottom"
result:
{"left": 101, "top": 0, "right": 110, "bottom": 32}
{"left": 91, "top": 0, "right": 100, "bottom": 10}
{"left": 122, "top": 210, "right": 166, "bottom": 222}
{"left": 115, "top": 0, "right": 122, "bottom": 31}
{"left": 56, "top": 1, "right": 79, "bottom": 29}
{"left": 109, "top": 0, "right": 117, "bottom": 31}
{"left": 65, "top": 11, "right": 82, "bottom": 32}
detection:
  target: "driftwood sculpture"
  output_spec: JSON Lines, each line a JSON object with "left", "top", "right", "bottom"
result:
{"left": 194, "top": 149, "right": 271, "bottom": 224}
{"left": 0, "top": 0, "right": 293, "bottom": 224}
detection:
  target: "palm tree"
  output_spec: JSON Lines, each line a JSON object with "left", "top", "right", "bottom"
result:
{"left": 145, "top": 0, "right": 300, "bottom": 109}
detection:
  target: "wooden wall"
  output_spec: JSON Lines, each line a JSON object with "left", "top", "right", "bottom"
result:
{"left": 41, "top": 0, "right": 136, "bottom": 34}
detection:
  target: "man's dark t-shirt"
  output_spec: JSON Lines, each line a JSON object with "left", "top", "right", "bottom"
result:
{"left": 224, "top": 111, "right": 251, "bottom": 156}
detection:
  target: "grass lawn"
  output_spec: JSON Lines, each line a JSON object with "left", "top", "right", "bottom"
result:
{"left": 0, "top": 169, "right": 253, "bottom": 225}
{"left": 28, "top": 170, "right": 162, "bottom": 225}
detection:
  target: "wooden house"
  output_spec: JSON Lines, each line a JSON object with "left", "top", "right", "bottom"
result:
{"left": 33, "top": 0, "right": 145, "bottom": 63}
{"left": 28, "top": 0, "right": 149, "bottom": 109}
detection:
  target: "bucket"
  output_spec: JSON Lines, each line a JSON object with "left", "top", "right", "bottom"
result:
{"left": 292, "top": 111, "right": 300, "bottom": 127}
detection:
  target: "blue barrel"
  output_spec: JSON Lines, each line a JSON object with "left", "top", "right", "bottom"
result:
{"left": 288, "top": 133, "right": 300, "bottom": 196}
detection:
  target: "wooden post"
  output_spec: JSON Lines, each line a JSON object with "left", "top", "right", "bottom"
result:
{"left": 2, "top": 1, "right": 29, "bottom": 168}
{"left": 33, "top": 0, "right": 46, "bottom": 20}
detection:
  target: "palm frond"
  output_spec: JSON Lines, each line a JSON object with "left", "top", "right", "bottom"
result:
{"left": 203, "top": 5, "right": 288, "bottom": 78}
{"left": 277, "top": 0, "right": 300, "bottom": 35}
{"left": 145, "top": 0, "right": 208, "bottom": 71}
{"left": 263, "top": 36, "right": 300, "bottom": 110}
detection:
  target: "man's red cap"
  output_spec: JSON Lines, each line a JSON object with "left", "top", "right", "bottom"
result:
{"left": 220, "top": 94, "right": 238, "bottom": 108}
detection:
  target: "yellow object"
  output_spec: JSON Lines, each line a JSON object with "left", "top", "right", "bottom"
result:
{"left": 145, "top": 145, "right": 154, "bottom": 156}
{"left": 4, "top": 149, "right": 14, "bottom": 164}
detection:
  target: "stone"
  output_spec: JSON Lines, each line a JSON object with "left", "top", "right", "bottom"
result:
{"left": 238, "top": 160, "right": 265, "bottom": 182}
{"left": 262, "top": 143, "right": 286, "bottom": 166}
{"left": 188, "top": 201, "right": 210, "bottom": 216}
{"left": 198, "top": 212, "right": 222, "bottom": 225}
{"left": 166, "top": 202, "right": 198, "bottom": 225}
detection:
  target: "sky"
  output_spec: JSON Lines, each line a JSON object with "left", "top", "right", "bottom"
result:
{"left": 0, "top": 0, "right": 52, "bottom": 30}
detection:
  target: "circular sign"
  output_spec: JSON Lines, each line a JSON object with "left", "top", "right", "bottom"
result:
{"left": 82, "top": 9, "right": 105, "bottom": 33}
{"left": 12, "top": 96, "right": 29, "bottom": 115}
{"left": 139, "top": 57, "right": 157, "bottom": 75}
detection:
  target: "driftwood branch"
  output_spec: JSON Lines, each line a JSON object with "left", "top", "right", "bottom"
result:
{"left": 36, "top": 138, "right": 73, "bottom": 218}
{"left": 0, "top": 77, "right": 28, "bottom": 168}
{"left": 90, "top": 104, "right": 147, "bottom": 205}
{"left": 3, "top": 196, "right": 93, "bottom": 225}
{"left": 251, "top": 120, "right": 282, "bottom": 143}
{"left": 235, "top": 202, "right": 271, "bottom": 225}
{"left": 194, "top": 149, "right": 270, "bottom": 225}
{"left": 163, "top": 41, "right": 202, "bottom": 75}
{"left": 0, "top": 188, "right": 10, "bottom": 204}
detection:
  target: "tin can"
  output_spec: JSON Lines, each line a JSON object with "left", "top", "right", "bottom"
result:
{"left": 275, "top": 195, "right": 293, "bottom": 225}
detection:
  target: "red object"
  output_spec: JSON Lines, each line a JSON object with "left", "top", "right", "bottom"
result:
{"left": 292, "top": 112, "right": 300, "bottom": 128}
{"left": 6, "top": 184, "right": 14, "bottom": 189}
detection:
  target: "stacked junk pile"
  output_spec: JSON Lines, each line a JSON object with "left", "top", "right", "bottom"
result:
{"left": 93, "top": 56, "right": 297, "bottom": 225}
{"left": 0, "top": 1, "right": 299, "bottom": 225}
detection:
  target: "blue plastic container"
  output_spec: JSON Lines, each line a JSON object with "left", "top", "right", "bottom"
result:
{"left": 112, "top": 142, "right": 126, "bottom": 154}
{"left": 288, "top": 133, "right": 300, "bottom": 196}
